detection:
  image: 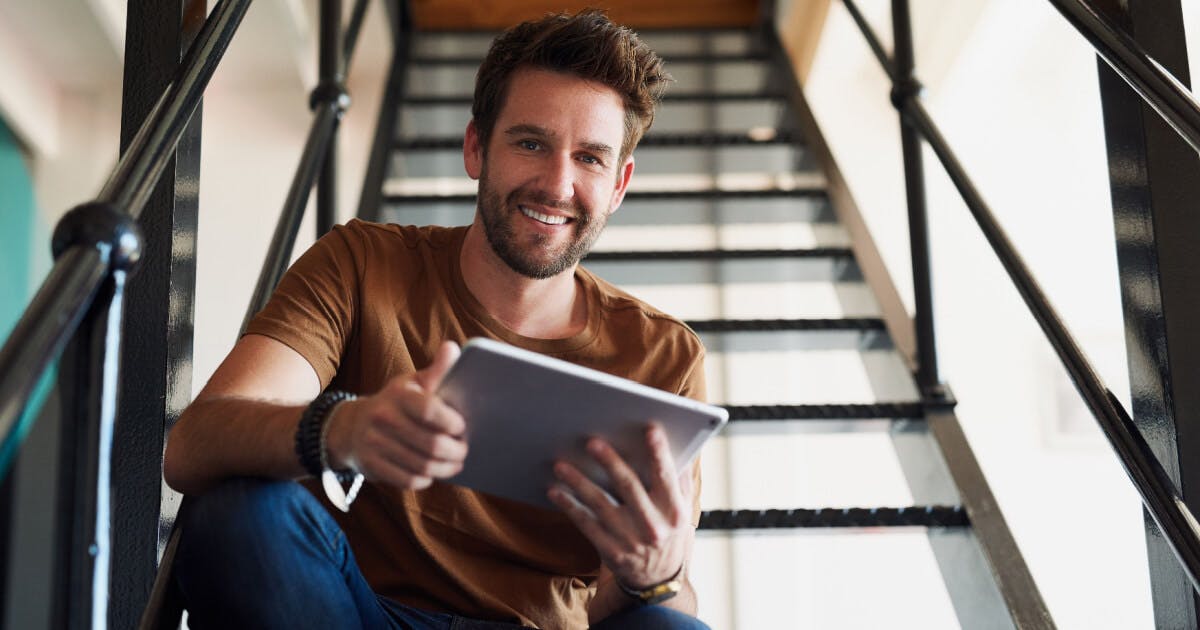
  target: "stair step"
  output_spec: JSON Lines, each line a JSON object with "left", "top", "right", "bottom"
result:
{"left": 687, "top": 318, "right": 884, "bottom": 333}
{"left": 584, "top": 248, "right": 852, "bottom": 262}
{"left": 395, "top": 131, "right": 799, "bottom": 151}
{"left": 697, "top": 506, "right": 968, "bottom": 530}
{"left": 724, "top": 403, "right": 924, "bottom": 420}
{"left": 384, "top": 187, "right": 825, "bottom": 205}
{"left": 400, "top": 91, "right": 787, "bottom": 107}
{"left": 410, "top": 52, "right": 770, "bottom": 66}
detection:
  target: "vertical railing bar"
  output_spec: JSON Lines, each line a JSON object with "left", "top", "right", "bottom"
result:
{"left": 890, "top": 0, "right": 942, "bottom": 393}
{"left": 98, "top": 0, "right": 251, "bottom": 218}
{"left": 316, "top": 0, "right": 345, "bottom": 238}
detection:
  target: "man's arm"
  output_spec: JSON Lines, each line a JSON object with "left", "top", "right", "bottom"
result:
{"left": 164, "top": 335, "right": 467, "bottom": 496}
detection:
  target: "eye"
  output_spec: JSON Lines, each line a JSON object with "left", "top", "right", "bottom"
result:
{"left": 518, "top": 139, "right": 541, "bottom": 151}
{"left": 579, "top": 154, "right": 603, "bottom": 166}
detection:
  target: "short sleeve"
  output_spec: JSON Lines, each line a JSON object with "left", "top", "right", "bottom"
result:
{"left": 244, "top": 224, "right": 361, "bottom": 388}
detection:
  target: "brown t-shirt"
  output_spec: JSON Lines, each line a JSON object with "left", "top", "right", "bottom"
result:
{"left": 245, "top": 220, "right": 707, "bottom": 628}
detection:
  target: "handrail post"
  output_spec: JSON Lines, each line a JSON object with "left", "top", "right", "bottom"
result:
{"left": 890, "top": 0, "right": 942, "bottom": 395}
{"left": 316, "top": 0, "right": 345, "bottom": 237}
{"left": 1092, "top": 0, "right": 1200, "bottom": 624}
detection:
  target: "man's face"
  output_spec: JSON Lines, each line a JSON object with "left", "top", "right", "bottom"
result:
{"left": 464, "top": 67, "right": 635, "bottom": 279}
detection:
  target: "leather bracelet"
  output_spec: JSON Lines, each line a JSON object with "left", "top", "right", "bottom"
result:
{"left": 616, "top": 564, "right": 684, "bottom": 605}
{"left": 295, "top": 390, "right": 357, "bottom": 479}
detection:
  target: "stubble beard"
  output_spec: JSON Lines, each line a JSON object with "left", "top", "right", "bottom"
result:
{"left": 476, "top": 166, "right": 610, "bottom": 280}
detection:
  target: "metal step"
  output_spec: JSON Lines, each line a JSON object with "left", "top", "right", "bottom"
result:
{"left": 724, "top": 403, "right": 924, "bottom": 420}
{"left": 383, "top": 187, "right": 826, "bottom": 205}
{"left": 406, "top": 58, "right": 774, "bottom": 97}
{"left": 584, "top": 248, "right": 851, "bottom": 262}
{"left": 398, "top": 98, "right": 794, "bottom": 138}
{"left": 686, "top": 318, "right": 884, "bottom": 333}
{"left": 410, "top": 52, "right": 770, "bottom": 66}
{"left": 400, "top": 91, "right": 786, "bottom": 107}
{"left": 697, "top": 505, "right": 967, "bottom": 530}
{"left": 395, "top": 130, "right": 799, "bottom": 151}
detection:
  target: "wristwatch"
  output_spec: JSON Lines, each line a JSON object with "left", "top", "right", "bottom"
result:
{"left": 616, "top": 565, "right": 684, "bottom": 605}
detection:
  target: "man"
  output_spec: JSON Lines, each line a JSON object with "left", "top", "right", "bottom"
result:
{"left": 166, "top": 10, "right": 712, "bottom": 629}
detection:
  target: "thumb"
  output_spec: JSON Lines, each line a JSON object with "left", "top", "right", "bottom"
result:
{"left": 416, "top": 340, "right": 461, "bottom": 391}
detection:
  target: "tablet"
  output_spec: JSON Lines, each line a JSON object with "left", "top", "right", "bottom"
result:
{"left": 436, "top": 337, "right": 728, "bottom": 510}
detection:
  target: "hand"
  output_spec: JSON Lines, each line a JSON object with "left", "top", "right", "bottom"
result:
{"left": 548, "top": 424, "right": 693, "bottom": 589}
{"left": 325, "top": 341, "right": 467, "bottom": 490}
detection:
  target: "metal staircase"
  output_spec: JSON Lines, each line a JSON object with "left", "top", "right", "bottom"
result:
{"left": 376, "top": 24, "right": 1051, "bottom": 629}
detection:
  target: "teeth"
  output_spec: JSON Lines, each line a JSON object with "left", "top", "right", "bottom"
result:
{"left": 520, "top": 206, "right": 568, "bottom": 225}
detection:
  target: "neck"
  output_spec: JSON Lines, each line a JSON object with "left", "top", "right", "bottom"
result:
{"left": 459, "top": 222, "right": 587, "bottom": 339}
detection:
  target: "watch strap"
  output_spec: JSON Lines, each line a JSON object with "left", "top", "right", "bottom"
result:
{"left": 616, "top": 564, "right": 684, "bottom": 605}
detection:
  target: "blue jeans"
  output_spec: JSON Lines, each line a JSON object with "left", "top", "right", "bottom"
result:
{"left": 175, "top": 479, "right": 710, "bottom": 629}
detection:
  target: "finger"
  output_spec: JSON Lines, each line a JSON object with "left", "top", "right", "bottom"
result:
{"left": 379, "top": 411, "right": 469, "bottom": 463}
{"left": 645, "top": 424, "right": 687, "bottom": 525}
{"left": 559, "top": 450, "right": 664, "bottom": 546}
{"left": 396, "top": 386, "right": 467, "bottom": 437}
{"left": 548, "top": 483, "right": 623, "bottom": 557}
{"left": 375, "top": 436, "right": 464, "bottom": 479}
{"left": 358, "top": 451, "right": 433, "bottom": 490}
{"left": 586, "top": 439, "right": 662, "bottom": 526}
{"left": 415, "top": 340, "right": 461, "bottom": 391}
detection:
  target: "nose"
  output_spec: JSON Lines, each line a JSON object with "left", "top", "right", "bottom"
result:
{"left": 534, "top": 151, "right": 575, "bottom": 205}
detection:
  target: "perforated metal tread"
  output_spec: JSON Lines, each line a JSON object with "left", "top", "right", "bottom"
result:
{"left": 400, "top": 91, "right": 788, "bottom": 106}
{"left": 584, "top": 248, "right": 853, "bottom": 262}
{"left": 724, "top": 403, "right": 925, "bottom": 420}
{"left": 411, "top": 52, "right": 770, "bottom": 66}
{"left": 383, "top": 187, "right": 827, "bottom": 205}
{"left": 395, "top": 131, "right": 799, "bottom": 151}
{"left": 698, "top": 506, "right": 968, "bottom": 530}
{"left": 687, "top": 318, "right": 884, "bottom": 333}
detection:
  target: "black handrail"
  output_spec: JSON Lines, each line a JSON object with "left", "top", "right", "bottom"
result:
{"left": 1047, "top": 0, "right": 1200, "bottom": 154}
{"left": 840, "top": 0, "right": 1200, "bottom": 595}
{"left": 0, "top": 0, "right": 252, "bottom": 474}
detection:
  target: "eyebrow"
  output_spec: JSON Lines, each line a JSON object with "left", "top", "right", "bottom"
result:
{"left": 503, "top": 124, "right": 616, "bottom": 159}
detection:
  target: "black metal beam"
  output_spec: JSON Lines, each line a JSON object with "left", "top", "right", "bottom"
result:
{"left": 106, "top": 1, "right": 207, "bottom": 627}
{"left": 316, "top": 0, "right": 344, "bottom": 237}
{"left": 890, "top": 0, "right": 940, "bottom": 394}
{"left": 1093, "top": 0, "right": 1200, "bottom": 625}
{"left": 1048, "top": 0, "right": 1200, "bottom": 154}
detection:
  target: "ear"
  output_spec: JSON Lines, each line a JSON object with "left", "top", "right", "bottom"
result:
{"left": 464, "top": 120, "right": 483, "bottom": 180}
{"left": 607, "top": 156, "right": 635, "bottom": 216}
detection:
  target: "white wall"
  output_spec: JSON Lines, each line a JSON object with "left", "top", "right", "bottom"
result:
{"left": 805, "top": 0, "right": 1153, "bottom": 627}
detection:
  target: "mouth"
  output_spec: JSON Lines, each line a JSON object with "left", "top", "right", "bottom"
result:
{"left": 519, "top": 205, "right": 571, "bottom": 226}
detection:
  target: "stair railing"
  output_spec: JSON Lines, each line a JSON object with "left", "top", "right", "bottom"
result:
{"left": 841, "top": 0, "right": 1200, "bottom": 596}
{"left": 137, "top": 2, "right": 410, "bottom": 628}
{"left": 0, "top": 0, "right": 406, "bottom": 626}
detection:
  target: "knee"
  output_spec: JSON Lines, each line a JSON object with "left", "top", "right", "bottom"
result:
{"left": 595, "top": 606, "right": 711, "bottom": 630}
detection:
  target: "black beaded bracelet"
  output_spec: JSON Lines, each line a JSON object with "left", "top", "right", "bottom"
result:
{"left": 295, "top": 390, "right": 357, "bottom": 479}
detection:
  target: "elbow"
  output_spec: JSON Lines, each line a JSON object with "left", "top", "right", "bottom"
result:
{"left": 163, "top": 410, "right": 199, "bottom": 496}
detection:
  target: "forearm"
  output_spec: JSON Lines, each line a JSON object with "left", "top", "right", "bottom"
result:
{"left": 588, "top": 573, "right": 698, "bottom": 624}
{"left": 164, "top": 396, "right": 308, "bottom": 496}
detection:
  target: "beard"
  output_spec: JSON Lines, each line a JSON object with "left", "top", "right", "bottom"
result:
{"left": 476, "top": 167, "right": 610, "bottom": 279}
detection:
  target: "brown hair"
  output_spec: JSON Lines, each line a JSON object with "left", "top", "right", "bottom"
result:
{"left": 471, "top": 9, "right": 671, "bottom": 162}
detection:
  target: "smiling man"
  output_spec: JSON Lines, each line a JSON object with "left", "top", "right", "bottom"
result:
{"left": 165, "top": 10, "right": 711, "bottom": 630}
